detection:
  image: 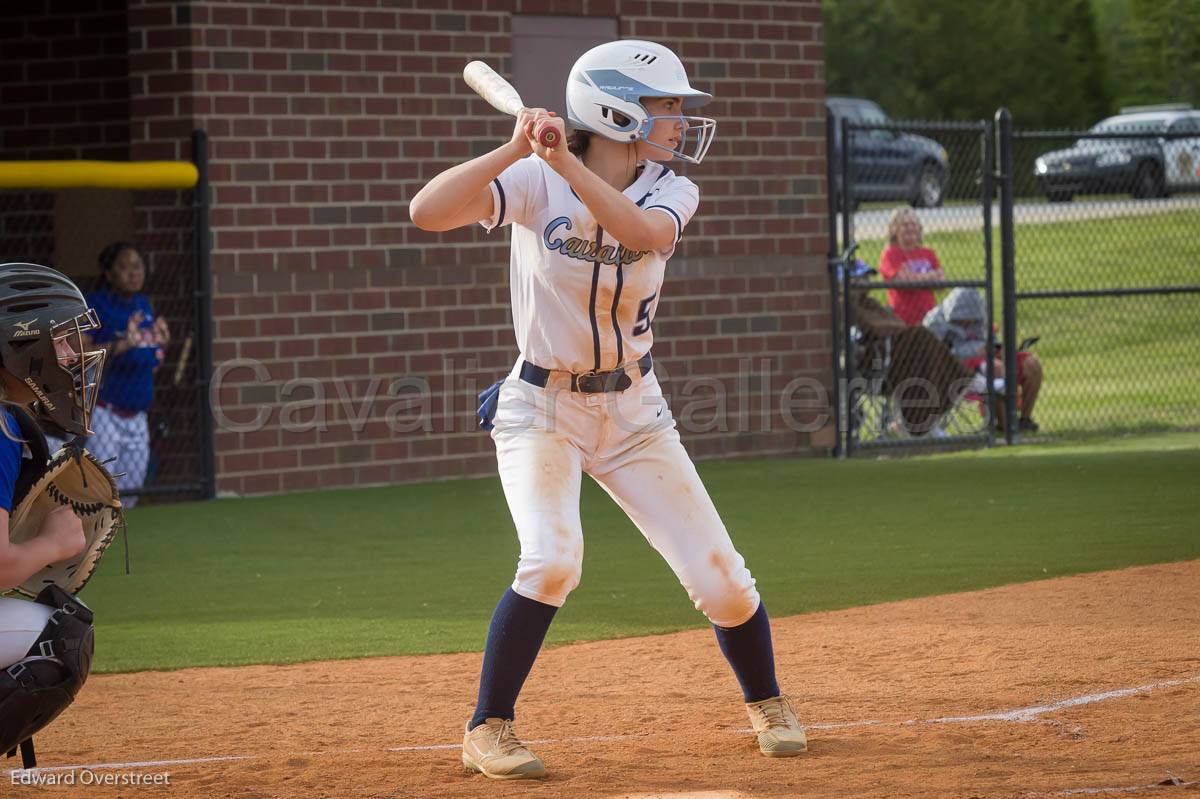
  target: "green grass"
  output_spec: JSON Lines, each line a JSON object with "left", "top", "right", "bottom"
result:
{"left": 80, "top": 435, "right": 1200, "bottom": 673}
{"left": 857, "top": 208, "right": 1200, "bottom": 435}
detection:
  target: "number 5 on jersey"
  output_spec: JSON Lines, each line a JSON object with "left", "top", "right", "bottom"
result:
{"left": 633, "top": 292, "right": 657, "bottom": 336}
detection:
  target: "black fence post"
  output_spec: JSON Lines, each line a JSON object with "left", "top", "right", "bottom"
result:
{"left": 839, "top": 118, "right": 856, "bottom": 457}
{"left": 995, "top": 109, "right": 1018, "bottom": 445}
{"left": 191, "top": 129, "right": 216, "bottom": 499}
{"left": 825, "top": 110, "right": 843, "bottom": 458}
{"left": 982, "top": 119, "right": 997, "bottom": 447}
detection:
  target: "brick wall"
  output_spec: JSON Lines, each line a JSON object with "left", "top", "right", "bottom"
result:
{"left": 0, "top": 0, "right": 131, "bottom": 266}
{"left": 138, "top": 0, "right": 831, "bottom": 496}
{"left": 0, "top": 1, "right": 130, "bottom": 161}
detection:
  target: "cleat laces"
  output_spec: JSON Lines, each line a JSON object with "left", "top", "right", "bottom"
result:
{"left": 753, "top": 696, "right": 795, "bottom": 729}
{"left": 492, "top": 720, "right": 528, "bottom": 756}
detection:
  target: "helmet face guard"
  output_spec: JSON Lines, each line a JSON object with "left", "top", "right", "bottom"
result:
{"left": 635, "top": 114, "right": 717, "bottom": 165}
{"left": 51, "top": 310, "right": 107, "bottom": 435}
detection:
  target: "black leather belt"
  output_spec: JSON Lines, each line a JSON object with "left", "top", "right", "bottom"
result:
{"left": 519, "top": 353, "right": 653, "bottom": 394}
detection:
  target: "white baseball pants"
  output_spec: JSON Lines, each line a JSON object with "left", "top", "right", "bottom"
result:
{"left": 87, "top": 404, "right": 150, "bottom": 509}
{"left": 490, "top": 362, "right": 761, "bottom": 629}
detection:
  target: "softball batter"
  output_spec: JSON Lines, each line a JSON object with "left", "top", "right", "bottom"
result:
{"left": 410, "top": 40, "right": 807, "bottom": 779}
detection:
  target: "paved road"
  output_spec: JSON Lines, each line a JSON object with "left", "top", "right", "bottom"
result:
{"left": 845, "top": 196, "right": 1200, "bottom": 240}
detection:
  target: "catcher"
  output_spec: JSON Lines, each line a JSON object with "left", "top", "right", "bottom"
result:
{"left": 0, "top": 263, "right": 123, "bottom": 769}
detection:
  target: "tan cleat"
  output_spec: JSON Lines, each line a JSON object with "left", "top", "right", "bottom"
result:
{"left": 745, "top": 694, "right": 808, "bottom": 757}
{"left": 462, "top": 718, "right": 548, "bottom": 779}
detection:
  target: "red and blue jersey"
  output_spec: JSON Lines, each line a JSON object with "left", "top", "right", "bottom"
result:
{"left": 87, "top": 288, "right": 162, "bottom": 413}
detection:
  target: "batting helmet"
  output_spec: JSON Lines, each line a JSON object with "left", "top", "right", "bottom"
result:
{"left": 565, "top": 40, "right": 717, "bottom": 164}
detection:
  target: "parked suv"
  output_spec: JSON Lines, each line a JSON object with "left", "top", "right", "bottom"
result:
{"left": 1034, "top": 104, "right": 1200, "bottom": 202}
{"left": 827, "top": 96, "right": 950, "bottom": 208}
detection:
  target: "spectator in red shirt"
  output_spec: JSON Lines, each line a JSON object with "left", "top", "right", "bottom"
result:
{"left": 878, "top": 208, "right": 944, "bottom": 325}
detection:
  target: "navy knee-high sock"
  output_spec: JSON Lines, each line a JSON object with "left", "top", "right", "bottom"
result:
{"left": 712, "top": 601, "right": 780, "bottom": 703}
{"left": 469, "top": 588, "right": 559, "bottom": 730}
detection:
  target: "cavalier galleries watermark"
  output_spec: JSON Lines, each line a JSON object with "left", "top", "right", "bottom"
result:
{"left": 207, "top": 356, "right": 984, "bottom": 438}
{"left": 10, "top": 768, "right": 171, "bottom": 787}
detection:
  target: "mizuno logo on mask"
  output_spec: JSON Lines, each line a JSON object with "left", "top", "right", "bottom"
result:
{"left": 13, "top": 319, "right": 40, "bottom": 337}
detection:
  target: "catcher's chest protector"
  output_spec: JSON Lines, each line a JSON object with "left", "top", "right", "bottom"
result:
{"left": 0, "top": 585, "right": 95, "bottom": 769}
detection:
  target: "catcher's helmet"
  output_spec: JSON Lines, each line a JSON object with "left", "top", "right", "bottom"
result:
{"left": 0, "top": 263, "right": 106, "bottom": 437}
{"left": 566, "top": 39, "right": 716, "bottom": 164}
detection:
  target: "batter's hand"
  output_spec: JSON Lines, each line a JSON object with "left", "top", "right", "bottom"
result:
{"left": 527, "top": 114, "right": 568, "bottom": 164}
{"left": 510, "top": 107, "right": 553, "bottom": 155}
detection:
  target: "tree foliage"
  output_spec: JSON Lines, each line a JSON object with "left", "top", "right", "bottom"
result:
{"left": 821, "top": 0, "right": 1186, "bottom": 128}
{"left": 1096, "top": 0, "right": 1200, "bottom": 110}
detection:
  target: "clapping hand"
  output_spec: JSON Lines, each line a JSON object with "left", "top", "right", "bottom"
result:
{"left": 152, "top": 315, "right": 170, "bottom": 348}
{"left": 110, "top": 311, "right": 144, "bottom": 356}
{"left": 126, "top": 311, "right": 144, "bottom": 341}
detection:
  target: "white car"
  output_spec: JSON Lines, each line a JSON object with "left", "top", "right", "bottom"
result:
{"left": 1034, "top": 104, "right": 1200, "bottom": 202}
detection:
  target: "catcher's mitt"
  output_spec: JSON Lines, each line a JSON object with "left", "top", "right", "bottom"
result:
{"left": 5, "top": 445, "right": 124, "bottom": 599}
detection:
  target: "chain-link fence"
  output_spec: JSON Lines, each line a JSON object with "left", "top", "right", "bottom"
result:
{"left": 1011, "top": 123, "right": 1200, "bottom": 436}
{"left": 828, "top": 106, "right": 1200, "bottom": 453}
{"left": 0, "top": 136, "right": 212, "bottom": 502}
{"left": 828, "top": 113, "right": 999, "bottom": 454}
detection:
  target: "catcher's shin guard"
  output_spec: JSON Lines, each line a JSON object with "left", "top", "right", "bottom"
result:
{"left": 0, "top": 585, "right": 95, "bottom": 769}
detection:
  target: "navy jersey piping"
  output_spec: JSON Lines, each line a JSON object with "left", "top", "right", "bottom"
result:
{"left": 646, "top": 204, "right": 683, "bottom": 242}
{"left": 492, "top": 178, "right": 507, "bottom": 227}
{"left": 588, "top": 226, "right": 603, "bottom": 370}
{"left": 611, "top": 263, "right": 624, "bottom": 366}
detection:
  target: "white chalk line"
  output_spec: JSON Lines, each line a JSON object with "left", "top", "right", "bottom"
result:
{"left": 924, "top": 674, "right": 1200, "bottom": 725}
{"left": 7, "top": 674, "right": 1196, "bottom": 779}
{"left": 10, "top": 755, "right": 256, "bottom": 773}
{"left": 807, "top": 673, "right": 1200, "bottom": 731}
{"left": 385, "top": 734, "right": 635, "bottom": 753}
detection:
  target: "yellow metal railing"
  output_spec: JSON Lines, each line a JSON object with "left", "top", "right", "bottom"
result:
{"left": 0, "top": 161, "right": 198, "bottom": 190}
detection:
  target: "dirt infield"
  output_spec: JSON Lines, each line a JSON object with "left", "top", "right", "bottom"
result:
{"left": 9, "top": 561, "right": 1199, "bottom": 798}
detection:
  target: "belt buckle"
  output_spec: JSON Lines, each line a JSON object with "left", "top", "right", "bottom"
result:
{"left": 575, "top": 367, "right": 629, "bottom": 394}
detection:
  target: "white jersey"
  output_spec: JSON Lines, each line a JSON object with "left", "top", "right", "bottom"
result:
{"left": 479, "top": 156, "right": 762, "bottom": 631}
{"left": 482, "top": 156, "right": 699, "bottom": 373}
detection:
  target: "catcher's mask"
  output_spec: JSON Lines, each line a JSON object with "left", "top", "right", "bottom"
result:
{"left": 0, "top": 263, "right": 106, "bottom": 437}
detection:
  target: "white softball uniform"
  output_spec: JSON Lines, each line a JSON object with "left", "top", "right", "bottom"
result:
{"left": 483, "top": 157, "right": 693, "bottom": 374}
{"left": 0, "top": 597, "right": 53, "bottom": 669}
{"left": 87, "top": 403, "right": 149, "bottom": 509}
{"left": 481, "top": 156, "right": 760, "bottom": 628}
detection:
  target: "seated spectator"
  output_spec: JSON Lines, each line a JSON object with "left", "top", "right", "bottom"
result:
{"left": 853, "top": 291, "right": 969, "bottom": 437}
{"left": 879, "top": 208, "right": 944, "bottom": 325}
{"left": 923, "top": 288, "right": 1043, "bottom": 432}
{"left": 83, "top": 242, "right": 169, "bottom": 507}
